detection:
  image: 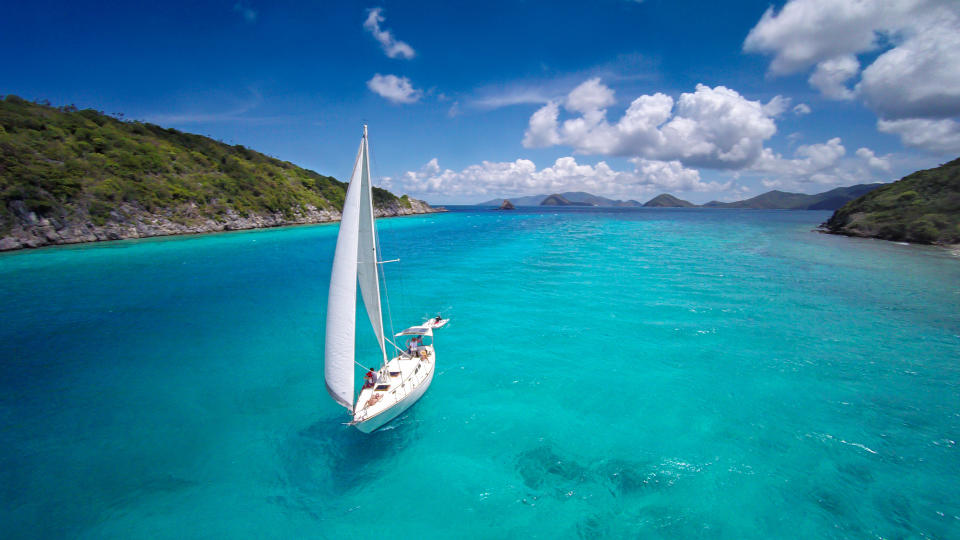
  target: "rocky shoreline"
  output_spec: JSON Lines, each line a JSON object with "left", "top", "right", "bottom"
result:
{"left": 817, "top": 225, "right": 960, "bottom": 254}
{"left": 0, "top": 198, "right": 444, "bottom": 252}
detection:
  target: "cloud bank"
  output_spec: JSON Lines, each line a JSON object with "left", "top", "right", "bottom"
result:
{"left": 523, "top": 79, "right": 786, "bottom": 170}
{"left": 393, "top": 156, "right": 730, "bottom": 200}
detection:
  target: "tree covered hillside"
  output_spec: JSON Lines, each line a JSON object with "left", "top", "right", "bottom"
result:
{"left": 0, "top": 95, "right": 411, "bottom": 236}
{"left": 824, "top": 157, "right": 960, "bottom": 244}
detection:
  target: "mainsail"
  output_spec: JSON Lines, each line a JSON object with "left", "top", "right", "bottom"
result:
{"left": 324, "top": 126, "right": 385, "bottom": 410}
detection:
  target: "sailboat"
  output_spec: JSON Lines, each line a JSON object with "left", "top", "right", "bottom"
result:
{"left": 324, "top": 125, "right": 444, "bottom": 433}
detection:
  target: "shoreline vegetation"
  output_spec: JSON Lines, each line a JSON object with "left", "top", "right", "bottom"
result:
{"left": 0, "top": 96, "right": 443, "bottom": 252}
{"left": 822, "top": 157, "right": 959, "bottom": 246}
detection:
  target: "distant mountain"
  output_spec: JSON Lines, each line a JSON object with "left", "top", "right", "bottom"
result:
{"left": 823, "top": 157, "right": 960, "bottom": 244}
{"left": 479, "top": 194, "right": 548, "bottom": 206}
{"left": 643, "top": 194, "right": 696, "bottom": 207}
{"left": 478, "top": 184, "right": 886, "bottom": 211}
{"left": 498, "top": 199, "right": 515, "bottom": 210}
{"left": 478, "top": 191, "right": 642, "bottom": 206}
{"left": 540, "top": 193, "right": 593, "bottom": 206}
{"left": 559, "top": 191, "right": 643, "bottom": 206}
{"left": 703, "top": 184, "right": 884, "bottom": 210}
{"left": 805, "top": 185, "right": 887, "bottom": 210}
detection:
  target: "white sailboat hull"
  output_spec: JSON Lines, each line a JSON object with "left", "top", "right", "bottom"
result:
{"left": 352, "top": 348, "right": 435, "bottom": 433}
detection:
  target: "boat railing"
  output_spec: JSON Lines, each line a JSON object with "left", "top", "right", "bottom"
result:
{"left": 355, "top": 350, "right": 432, "bottom": 420}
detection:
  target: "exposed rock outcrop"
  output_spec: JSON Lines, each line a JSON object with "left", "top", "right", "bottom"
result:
{"left": 0, "top": 197, "right": 441, "bottom": 251}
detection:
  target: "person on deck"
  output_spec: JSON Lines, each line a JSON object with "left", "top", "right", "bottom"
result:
{"left": 364, "top": 368, "right": 375, "bottom": 388}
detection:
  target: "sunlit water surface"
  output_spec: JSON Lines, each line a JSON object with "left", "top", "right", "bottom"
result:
{"left": 2, "top": 207, "right": 958, "bottom": 538}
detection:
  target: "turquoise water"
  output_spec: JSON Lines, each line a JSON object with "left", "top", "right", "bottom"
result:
{"left": 2, "top": 207, "right": 959, "bottom": 538}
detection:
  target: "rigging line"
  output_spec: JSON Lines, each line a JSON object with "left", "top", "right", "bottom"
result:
{"left": 367, "top": 134, "right": 408, "bottom": 335}
{"left": 392, "top": 209, "right": 408, "bottom": 332}
{"left": 376, "top": 227, "right": 397, "bottom": 356}
{"left": 370, "top": 142, "right": 395, "bottom": 342}
{"left": 368, "top": 132, "right": 405, "bottom": 382}
{"left": 384, "top": 337, "right": 403, "bottom": 354}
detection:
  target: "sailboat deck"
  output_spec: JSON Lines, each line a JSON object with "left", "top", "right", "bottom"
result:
{"left": 353, "top": 346, "right": 435, "bottom": 424}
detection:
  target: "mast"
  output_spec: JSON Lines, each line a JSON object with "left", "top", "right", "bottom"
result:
{"left": 356, "top": 125, "right": 388, "bottom": 368}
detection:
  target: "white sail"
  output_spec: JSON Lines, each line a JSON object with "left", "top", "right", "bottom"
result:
{"left": 325, "top": 125, "right": 438, "bottom": 433}
{"left": 356, "top": 129, "right": 386, "bottom": 359}
{"left": 324, "top": 138, "right": 365, "bottom": 411}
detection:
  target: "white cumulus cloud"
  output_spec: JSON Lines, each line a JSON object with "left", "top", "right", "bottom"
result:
{"left": 877, "top": 118, "right": 960, "bottom": 154}
{"left": 523, "top": 80, "right": 783, "bottom": 170}
{"left": 630, "top": 158, "right": 727, "bottom": 192}
{"left": 855, "top": 147, "right": 892, "bottom": 171}
{"left": 857, "top": 8, "right": 960, "bottom": 119}
{"left": 523, "top": 101, "right": 561, "bottom": 147}
{"left": 363, "top": 7, "right": 415, "bottom": 60}
{"left": 367, "top": 74, "right": 421, "bottom": 104}
{"left": 744, "top": 0, "right": 960, "bottom": 153}
{"left": 752, "top": 138, "right": 899, "bottom": 189}
{"left": 753, "top": 137, "right": 847, "bottom": 181}
{"left": 793, "top": 103, "right": 812, "bottom": 115}
{"left": 565, "top": 77, "right": 616, "bottom": 113}
{"left": 808, "top": 55, "right": 859, "bottom": 100}
{"left": 743, "top": 0, "right": 919, "bottom": 75}
{"left": 761, "top": 95, "right": 792, "bottom": 117}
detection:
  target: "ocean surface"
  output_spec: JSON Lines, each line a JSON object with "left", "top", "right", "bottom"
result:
{"left": 2, "top": 207, "right": 959, "bottom": 539}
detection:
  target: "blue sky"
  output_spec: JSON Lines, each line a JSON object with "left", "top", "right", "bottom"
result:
{"left": 2, "top": 0, "right": 958, "bottom": 204}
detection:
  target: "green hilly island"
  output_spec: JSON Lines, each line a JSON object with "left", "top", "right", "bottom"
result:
{"left": 824, "top": 157, "right": 960, "bottom": 245}
{"left": 643, "top": 194, "right": 696, "bottom": 207}
{"left": 540, "top": 193, "right": 593, "bottom": 206}
{"left": 0, "top": 96, "right": 437, "bottom": 250}
{"left": 702, "top": 184, "right": 882, "bottom": 210}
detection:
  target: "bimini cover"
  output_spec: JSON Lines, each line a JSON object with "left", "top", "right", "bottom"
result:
{"left": 395, "top": 326, "right": 433, "bottom": 337}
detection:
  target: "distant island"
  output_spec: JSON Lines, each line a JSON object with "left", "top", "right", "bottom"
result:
{"left": 498, "top": 199, "right": 515, "bottom": 210}
{"left": 479, "top": 185, "right": 885, "bottom": 210}
{"left": 702, "top": 184, "right": 883, "bottom": 210}
{"left": 823, "top": 157, "right": 959, "bottom": 245}
{"left": 479, "top": 191, "right": 643, "bottom": 207}
{"left": 540, "top": 193, "right": 594, "bottom": 206}
{"left": 0, "top": 96, "right": 442, "bottom": 251}
{"left": 643, "top": 194, "right": 696, "bottom": 207}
